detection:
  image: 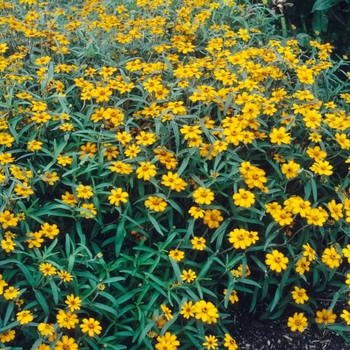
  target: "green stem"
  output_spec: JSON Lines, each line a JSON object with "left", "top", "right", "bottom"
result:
{"left": 280, "top": 15, "right": 287, "bottom": 38}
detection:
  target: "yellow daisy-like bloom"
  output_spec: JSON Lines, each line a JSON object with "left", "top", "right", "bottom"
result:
{"left": 291, "top": 286, "right": 309, "bottom": 304}
{"left": 80, "top": 317, "right": 102, "bottom": 337}
{"left": 309, "top": 160, "right": 333, "bottom": 176}
{"left": 287, "top": 312, "right": 308, "bottom": 332}
{"left": 295, "top": 257, "right": 311, "bottom": 275}
{"left": 39, "top": 263, "right": 57, "bottom": 276}
{"left": 194, "top": 300, "right": 219, "bottom": 324}
{"left": 1, "top": 238, "right": 16, "bottom": 253}
{"left": 79, "top": 141, "right": 97, "bottom": 159}
{"left": 56, "top": 309, "right": 79, "bottom": 329}
{"left": 16, "top": 310, "right": 34, "bottom": 325}
{"left": 203, "top": 335, "right": 218, "bottom": 350}
{"left": 65, "top": 294, "right": 82, "bottom": 312}
{"left": 340, "top": 309, "right": 350, "bottom": 325}
{"left": 223, "top": 289, "right": 239, "bottom": 304}
{"left": 228, "top": 228, "right": 251, "bottom": 250}
{"left": 136, "top": 162, "right": 157, "bottom": 181}
{"left": 108, "top": 188, "right": 129, "bottom": 206}
{"left": 54, "top": 335, "right": 78, "bottom": 350}
{"left": 265, "top": 250, "right": 289, "bottom": 273}
{"left": 203, "top": 209, "right": 224, "bottom": 229}
{"left": 321, "top": 246, "right": 341, "bottom": 269}
{"left": 144, "top": 196, "right": 167, "bottom": 212}
{"left": 0, "top": 329, "right": 15, "bottom": 343}
{"left": 39, "top": 222, "right": 59, "bottom": 239}
{"left": 315, "top": 309, "right": 337, "bottom": 324}
{"left": 180, "top": 269, "right": 197, "bottom": 283}
{"left": 76, "top": 184, "right": 94, "bottom": 199}
{"left": 3, "top": 286, "right": 20, "bottom": 300}
{"left": 80, "top": 203, "right": 97, "bottom": 218}
{"left": 57, "top": 270, "right": 73, "bottom": 282}
{"left": 281, "top": 160, "right": 300, "bottom": 179}
{"left": 223, "top": 333, "right": 238, "bottom": 350}
{"left": 188, "top": 206, "right": 205, "bottom": 219}
{"left": 155, "top": 332, "right": 180, "bottom": 350}
{"left": 232, "top": 188, "right": 255, "bottom": 208}
{"left": 160, "top": 304, "right": 173, "bottom": 321}
{"left": 191, "top": 236, "right": 206, "bottom": 250}
{"left": 27, "top": 140, "right": 43, "bottom": 151}
{"left": 269, "top": 126, "right": 291, "bottom": 145}
{"left": 192, "top": 187, "right": 214, "bottom": 205}
{"left": 168, "top": 249, "right": 185, "bottom": 262}
{"left": 37, "top": 323, "right": 55, "bottom": 336}
{"left": 180, "top": 301, "right": 195, "bottom": 319}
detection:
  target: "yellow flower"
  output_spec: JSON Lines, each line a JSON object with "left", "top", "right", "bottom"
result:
{"left": 321, "top": 246, "right": 341, "bottom": 268}
{"left": 287, "top": 312, "right": 308, "bottom": 332}
{"left": 194, "top": 300, "right": 219, "bottom": 324}
{"left": 188, "top": 206, "right": 205, "bottom": 219}
{"left": 309, "top": 160, "right": 333, "bottom": 176}
{"left": 203, "top": 335, "right": 218, "bottom": 350}
{"left": 57, "top": 270, "right": 73, "bottom": 282}
{"left": 1, "top": 238, "right": 16, "bottom": 253}
{"left": 76, "top": 184, "right": 94, "bottom": 199}
{"left": 155, "top": 332, "right": 180, "bottom": 350}
{"left": 340, "top": 309, "right": 350, "bottom": 325}
{"left": 315, "top": 309, "right": 336, "bottom": 324}
{"left": 228, "top": 228, "right": 251, "bottom": 250}
{"left": 223, "top": 289, "right": 239, "bottom": 304}
{"left": 56, "top": 309, "right": 79, "bottom": 329}
{"left": 135, "top": 131, "right": 156, "bottom": 146}
{"left": 191, "top": 236, "right": 206, "bottom": 250}
{"left": 295, "top": 257, "right": 311, "bottom": 275}
{"left": 39, "top": 263, "right": 57, "bottom": 276}
{"left": 54, "top": 335, "right": 78, "bottom": 350}
{"left": 232, "top": 188, "right": 255, "bottom": 208}
{"left": 160, "top": 304, "right": 173, "bottom": 321}
{"left": 39, "top": 223, "right": 59, "bottom": 239}
{"left": 108, "top": 188, "right": 129, "bottom": 206}
{"left": 3, "top": 286, "right": 20, "bottom": 300}
{"left": 180, "top": 269, "right": 197, "bottom": 283}
{"left": 168, "top": 249, "right": 185, "bottom": 262}
{"left": 180, "top": 301, "right": 195, "bottom": 319}
{"left": 136, "top": 162, "right": 157, "bottom": 181}
{"left": 291, "top": 286, "right": 309, "bottom": 304}
{"left": 37, "top": 323, "right": 55, "bottom": 336}
{"left": 17, "top": 310, "right": 34, "bottom": 324}
{"left": 203, "top": 209, "right": 223, "bottom": 229}
{"left": 79, "top": 142, "right": 97, "bottom": 159}
{"left": 265, "top": 250, "right": 289, "bottom": 273}
{"left": 80, "top": 203, "right": 97, "bottom": 218}
{"left": 269, "top": 127, "right": 291, "bottom": 145}
{"left": 192, "top": 187, "right": 214, "bottom": 205}
{"left": 27, "top": 140, "right": 43, "bottom": 151}
{"left": 65, "top": 294, "right": 82, "bottom": 312}
{"left": 80, "top": 318, "right": 102, "bottom": 337}
{"left": 0, "top": 329, "right": 15, "bottom": 343}
{"left": 281, "top": 160, "right": 300, "bottom": 179}
{"left": 0, "top": 211, "right": 19, "bottom": 229}
{"left": 223, "top": 333, "right": 238, "bottom": 350}
{"left": 144, "top": 196, "right": 167, "bottom": 212}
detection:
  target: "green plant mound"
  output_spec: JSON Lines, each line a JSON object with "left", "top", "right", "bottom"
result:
{"left": 0, "top": 0, "right": 350, "bottom": 349}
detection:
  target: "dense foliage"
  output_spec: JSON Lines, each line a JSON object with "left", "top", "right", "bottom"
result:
{"left": 0, "top": 0, "right": 350, "bottom": 349}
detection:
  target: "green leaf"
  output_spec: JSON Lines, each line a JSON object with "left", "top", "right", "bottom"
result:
{"left": 92, "top": 302, "right": 118, "bottom": 317}
{"left": 312, "top": 0, "right": 341, "bottom": 12}
{"left": 312, "top": 10, "right": 329, "bottom": 34}
{"left": 35, "top": 290, "right": 50, "bottom": 316}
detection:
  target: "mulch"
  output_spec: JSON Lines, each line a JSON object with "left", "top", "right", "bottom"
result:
{"left": 227, "top": 300, "right": 350, "bottom": 350}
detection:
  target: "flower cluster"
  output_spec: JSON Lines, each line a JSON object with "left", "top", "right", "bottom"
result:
{"left": 0, "top": 0, "right": 350, "bottom": 348}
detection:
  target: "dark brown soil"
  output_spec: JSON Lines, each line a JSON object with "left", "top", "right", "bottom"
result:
{"left": 227, "top": 300, "right": 350, "bottom": 350}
